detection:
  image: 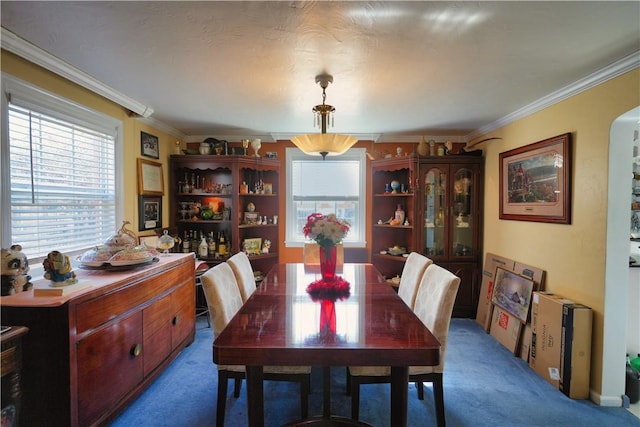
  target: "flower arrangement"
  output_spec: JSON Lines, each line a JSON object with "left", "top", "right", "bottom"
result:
{"left": 303, "top": 213, "right": 350, "bottom": 248}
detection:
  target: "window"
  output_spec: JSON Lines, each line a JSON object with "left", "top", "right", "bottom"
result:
{"left": 285, "top": 147, "right": 366, "bottom": 247}
{"left": 1, "top": 75, "right": 122, "bottom": 263}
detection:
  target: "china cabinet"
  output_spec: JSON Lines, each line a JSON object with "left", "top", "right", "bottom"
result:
{"left": 370, "top": 155, "right": 484, "bottom": 317}
{"left": 169, "top": 154, "right": 280, "bottom": 274}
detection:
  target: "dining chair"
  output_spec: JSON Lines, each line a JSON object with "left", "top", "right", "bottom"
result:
{"left": 397, "top": 252, "right": 433, "bottom": 309}
{"left": 227, "top": 251, "right": 256, "bottom": 302}
{"left": 200, "top": 262, "right": 311, "bottom": 427}
{"left": 347, "top": 263, "right": 460, "bottom": 427}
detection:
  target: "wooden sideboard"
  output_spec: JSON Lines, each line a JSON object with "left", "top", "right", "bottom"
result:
{"left": 1, "top": 326, "right": 29, "bottom": 426}
{"left": 0, "top": 253, "right": 196, "bottom": 426}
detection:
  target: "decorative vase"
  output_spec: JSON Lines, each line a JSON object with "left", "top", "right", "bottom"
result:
{"left": 417, "top": 136, "right": 429, "bottom": 157}
{"left": 319, "top": 245, "right": 337, "bottom": 282}
{"left": 251, "top": 138, "right": 262, "bottom": 157}
{"left": 319, "top": 298, "right": 337, "bottom": 335}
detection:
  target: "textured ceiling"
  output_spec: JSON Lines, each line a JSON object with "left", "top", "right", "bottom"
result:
{"left": 1, "top": 1, "right": 639, "bottom": 143}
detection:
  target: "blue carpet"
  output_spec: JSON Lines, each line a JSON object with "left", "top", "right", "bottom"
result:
{"left": 110, "top": 318, "right": 640, "bottom": 426}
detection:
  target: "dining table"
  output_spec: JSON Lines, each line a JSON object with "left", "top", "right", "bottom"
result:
{"left": 213, "top": 263, "right": 441, "bottom": 427}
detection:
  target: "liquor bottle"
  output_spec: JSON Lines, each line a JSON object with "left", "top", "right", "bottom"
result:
{"left": 218, "top": 231, "right": 227, "bottom": 257}
{"left": 182, "top": 231, "right": 190, "bottom": 253}
{"left": 198, "top": 236, "right": 208, "bottom": 259}
{"left": 208, "top": 232, "right": 217, "bottom": 255}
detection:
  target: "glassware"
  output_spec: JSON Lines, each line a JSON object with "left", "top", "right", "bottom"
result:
{"left": 157, "top": 230, "right": 175, "bottom": 255}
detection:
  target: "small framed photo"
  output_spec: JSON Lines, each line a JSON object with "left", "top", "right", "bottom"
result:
{"left": 244, "top": 211, "right": 260, "bottom": 224}
{"left": 491, "top": 267, "right": 534, "bottom": 323}
{"left": 265, "top": 151, "right": 277, "bottom": 159}
{"left": 141, "top": 131, "right": 159, "bottom": 159}
{"left": 263, "top": 183, "right": 273, "bottom": 194}
{"left": 243, "top": 238, "right": 262, "bottom": 256}
{"left": 138, "top": 195, "right": 162, "bottom": 231}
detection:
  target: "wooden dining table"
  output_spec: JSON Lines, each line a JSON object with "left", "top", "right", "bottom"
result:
{"left": 213, "top": 263, "right": 441, "bottom": 427}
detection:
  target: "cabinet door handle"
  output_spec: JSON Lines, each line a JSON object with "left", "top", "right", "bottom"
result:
{"left": 130, "top": 343, "right": 142, "bottom": 357}
{"left": 173, "top": 315, "right": 180, "bottom": 326}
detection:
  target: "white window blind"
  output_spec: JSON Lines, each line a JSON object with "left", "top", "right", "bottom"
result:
{"left": 7, "top": 103, "right": 117, "bottom": 261}
{"left": 286, "top": 148, "right": 366, "bottom": 247}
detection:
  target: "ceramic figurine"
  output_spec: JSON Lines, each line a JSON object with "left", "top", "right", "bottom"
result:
{"left": 1, "top": 244, "right": 32, "bottom": 295}
{"left": 43, "top": 250, "right": 77, "bottom": 285}
{"left": 251, "top": 138, "right": 262, "bottom": 157}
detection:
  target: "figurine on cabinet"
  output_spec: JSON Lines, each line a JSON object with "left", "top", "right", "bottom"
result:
{"left": 1, "top": 244, "right": 33, "bottom": 295}
{"left": 262, "top": 239, "right": 271, "bottom": 254}
{"left": 43, "top": 250, "right": 77, "bottom": 285}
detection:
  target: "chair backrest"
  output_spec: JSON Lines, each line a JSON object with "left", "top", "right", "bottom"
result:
{"left": 200, "top": 262, "right": 244, "bottom": 339}
{"left": 413, "top": 263, "right": 461, "bottom": 372}
{"left": 227, "top": 251, "right": 256, "bottom": 302}
{"left": 303, "top": 242, "right": 344, "bottom": 266}
{"left": 398, "top": 252, "right": 433, "bottom": 309}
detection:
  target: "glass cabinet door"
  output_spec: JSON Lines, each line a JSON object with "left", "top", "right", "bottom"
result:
{"left": 423, "top": 167, "right": 447, "bottom": 257}
{"left": 452, "top": 167, "right": 475, "bottom": 257}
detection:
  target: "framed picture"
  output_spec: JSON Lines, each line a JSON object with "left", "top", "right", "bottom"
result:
{"left": 138, "top": 196, "right": 162, "bottom": 231}
{"left": 491, "top": 267, "right": 534, "bottom": 323}
{"left": 265, "top": 151, "right": 277, "bottom": 159}
{"left": 137, "top": 158, "right": 164, "bottom": 195}
{"left": 244, "top": 211, "right": 260, "bottom": 224}
{"left": 499, "top": 133, "right": 571, "bottom": 224}
{"left": 141, "top": 131, "right": 159, "bottom": 159}
{"left": 263, "top": 183, "right": 273, "bottom": 194}
{"left": 243, "top": 238, "right": 262, "bottom": 256}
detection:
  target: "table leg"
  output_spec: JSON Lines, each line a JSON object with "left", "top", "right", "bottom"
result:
{"left": 246, "top": 365, "right": 264, "bottom": 427}
{"left": 390, "top": 366, "right": 408, "bottom": 427}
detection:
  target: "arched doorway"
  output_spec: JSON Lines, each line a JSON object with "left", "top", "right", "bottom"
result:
{"left": 603, "top": 106, "right": 639, "bottom": 405}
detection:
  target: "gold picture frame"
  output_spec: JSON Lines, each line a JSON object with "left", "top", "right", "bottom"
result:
{"left": 243, "top": 238, "right": 262, "bottom": 256}
{"left": 137, "top": 158, "right": 164, "bottom": 195}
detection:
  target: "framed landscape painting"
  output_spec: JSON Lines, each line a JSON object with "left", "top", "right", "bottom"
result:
{"left": 499, "top": 133, "right": 571, "bottom": 224}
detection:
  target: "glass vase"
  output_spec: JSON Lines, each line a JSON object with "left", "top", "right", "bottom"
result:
{"left": 319, "top": 298, "right": 337, "bottom": 335}
{"left": 319, "top": 245, "right": 337, "bottom": 282}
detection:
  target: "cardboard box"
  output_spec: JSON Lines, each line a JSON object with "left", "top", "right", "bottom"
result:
{"left": 489, "top": 305, "right": 522, "bottom": 354}
{"left": 476, "top": 253, "right": 514, "bottom": 331}
{"left": 520, "top": 323, "right": 532, "bottom": 362}
{"left": 513, "top": 261, "right": 545, "bottom": 292}
{"left": 560, "top": 302, "right": 593, "bottom": 398}
{"left": 530, "top": 292, "right": 592, "bottom": 398}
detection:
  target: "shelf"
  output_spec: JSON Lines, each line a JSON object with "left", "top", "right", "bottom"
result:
{"left": 372, "top": 253, "right": 408, "bottom": 262}
{"left": 177, "top": 219, "right": 231, "bottom": 224}
{"left": 239, "top": 193, "right": 277, "bottom": 197}
{"left": 374, "top": 193, "right": 413, "bottom": 197}
{"left": 373, "top": 224, "right": 413, "bottom": 229}
{"left": 177, "top": 192, "right": 232, "bottom": 197}
{"left": 239, "top": 224, "right": 278, "bottom": 228}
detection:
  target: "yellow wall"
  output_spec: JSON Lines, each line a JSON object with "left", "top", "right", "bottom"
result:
{"left": 471, "top": 68, "right": 640, "bottom": 395}
{"left": 2, "top": 51, "right": 179, "bottom": 238}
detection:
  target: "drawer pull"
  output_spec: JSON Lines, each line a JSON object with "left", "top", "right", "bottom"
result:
{"left": 130, "top": 344, "right": 142, "bottom": 357}
{"left": 173, "top": 315, "right": 180, "bottom": 326}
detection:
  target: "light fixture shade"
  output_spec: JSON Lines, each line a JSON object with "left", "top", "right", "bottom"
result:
{"left": 290, "top": 133, "right": 358, "bottom": 159}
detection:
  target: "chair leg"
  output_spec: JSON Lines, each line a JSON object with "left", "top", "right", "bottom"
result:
{"left": 217, "top": 370, "right": 229, "bottom": 427}
{"left": 350, "top": 376, "right": 361, "bottom": 420}
{"left": 416, "top": 381, "right": 424, "bottom": 400}
{"left": 233, "top": 376, "right": 242, "bottom": 397}
{"left": 433, "top": 373, "right": 445, "bottom": 427}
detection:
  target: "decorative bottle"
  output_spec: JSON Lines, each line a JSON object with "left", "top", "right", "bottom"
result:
{"left": 218, "top": 232, "right": 227, "bottom": 256}
{"left": 198, "top": 236, "right": 208, "bottom": 258}
{"left": 182, "top": 231, "right": 190, "bottom": 253}
{"left": 395, "top": 204, "right": 405, "bottom": 224}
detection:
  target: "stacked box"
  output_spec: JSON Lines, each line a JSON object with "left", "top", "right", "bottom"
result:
{"left": 476, "top": 253, "right": 514, "bottom": 331}
{"left": 530, "top": 292, "right": 592, "bottom": 398}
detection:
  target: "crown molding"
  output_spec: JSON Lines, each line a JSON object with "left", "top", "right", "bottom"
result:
{"left": 1, "top": 27, "right": 154, "bottom": 118}
{"left": 271, "top": 132, "right": 382, "bottom": 142}
{"left": 137, "top": 116, "right": 186, "bottom": 140}
{"left": 466, "top": 50, "right": 640, "bottom": 141}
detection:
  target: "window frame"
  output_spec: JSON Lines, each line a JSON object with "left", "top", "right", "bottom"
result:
{"left": 285, "top": 147, "right": 366, "bottom": 248}
{"left": 1, "top": 73, "right": 124, "bottom": 263}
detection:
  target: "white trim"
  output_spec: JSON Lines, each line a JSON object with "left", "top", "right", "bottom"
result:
{"left": 590, "top": 389, "right": 625, "bottom": 408}
{"left": 467, "top": 51, "right": 640, "bottom": 141}
{"left": 1, "top": 27, "right": 153, "bottom": 118}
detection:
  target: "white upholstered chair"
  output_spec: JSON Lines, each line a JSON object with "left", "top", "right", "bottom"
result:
{"left": 397, "top": 252, "right": 433, "bottom": 309}
{"left": 200, "top": 262, "right": 311, "bottom": 427}
{"left": 347, "top": 263, "right": 461, "bottom": 427}
{"left": 227, "top": 251, "right": 256, "bottom": 302}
